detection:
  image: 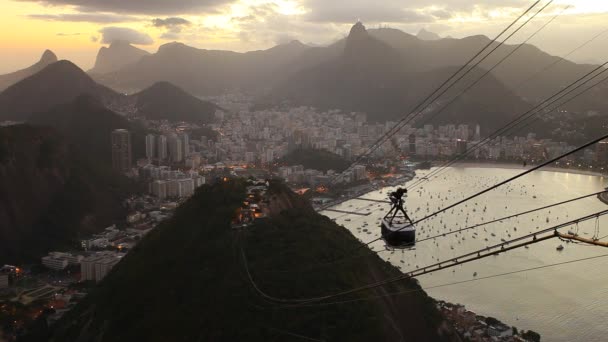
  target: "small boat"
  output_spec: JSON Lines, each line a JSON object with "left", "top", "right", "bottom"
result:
{"left": 473, "top": 272, "right": 478, "bottom": 277}
{"left": 556, "top": 245, "right": 564, "bottom": 251}
{"left": 345, "top": 218, "right": 351, "bottom": 222}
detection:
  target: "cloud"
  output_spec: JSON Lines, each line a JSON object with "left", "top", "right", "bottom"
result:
{"left": 99, "top": 27, "right": 153, "bottom": 45}
{"left": 301, "top": 0, "right": 532, "bottom": 24}
{"left": 153, "top": 17, "right": 191, "bottom": 40}
{"left": 16, "top": 0, "right": 234, "bottom": 15}
{"left": 152, "top": 17, "right": 191, "bottom": 27}
{"left": 27, "top": 13, "right": 136, "bottom": 23}
{"left": 56, "top": 32, "right": 81, "bottom": 36}
{"left": 303, "top": 0, "right": 431, "bottom": 23}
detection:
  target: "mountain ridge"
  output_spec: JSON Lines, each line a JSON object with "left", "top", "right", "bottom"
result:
{"left": 0, "top": 50, "right": 58, "bottom": 91}
{"left": 90, "top": 40, "right": 150, "bottom": 74}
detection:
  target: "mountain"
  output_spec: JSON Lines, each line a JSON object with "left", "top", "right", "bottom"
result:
{"left": 92, "top": 40, "right": 311, "bottom": 95}
{"left": 130, "top": 81, "right": 219, "bottom": 123}
{"left": 269, "top": 23, "right": 529, "bottom": 128}
{"left": 28, "top": 95, "right": 147, "bottom": 164}
{"left": 367, "top": 29, "right": 601, "bottom": 104}
{"left": 89, "top": 40, "right": 150, "bottom": 74}
{"left": 0, "top": 60, "right": 120, "bottom": 121}
{"left": 0, "top": 50, "right": 58, "bottom": 91}
{"left": 0, "top": 124, "right": 136, "bottom": 263}
{"left": 47, "top": 180, "right": 454, "bottom": 341}
{"left": 417, "top": 28, "right": 441, "bottom": 41}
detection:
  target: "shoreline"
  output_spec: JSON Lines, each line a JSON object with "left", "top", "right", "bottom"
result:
{"left": 427, "top": 161, "right": 608, "bottom": 178}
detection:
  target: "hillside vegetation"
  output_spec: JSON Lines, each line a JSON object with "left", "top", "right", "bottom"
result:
{"left": 0, "top": 125, "right": 136, "bottom": 263}
{"left": 281, "top": 148, "right": 350, "bottom": 172}
{"left": 48, "top": 180, "right": 454, "bottom": 341}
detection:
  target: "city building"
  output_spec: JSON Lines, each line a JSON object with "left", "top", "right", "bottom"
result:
{"left": 157, "top": 135, "right": 168, "bottom": 161}
{"left": 145, "top": 134, "right": 156, "bottom": 160}
{"left": 180, "top": 132, "right": 190, "bottom": 158}
{"left": 81, "top": 252, "right": 122, "bottom": 282}
{"left": 41, "top": 252, "right": 84, "bottom": 271}
{"left": 0, "top": 274, "right": 9, "bottom": 289}
{"left": 168, "top": 134, "right": 184, "bottom": 163}
{"left": 596, "top": 140, "right": 608, "bottom": 164}
{"left": 111, "top": 129, "right": 132, "bottom": 172}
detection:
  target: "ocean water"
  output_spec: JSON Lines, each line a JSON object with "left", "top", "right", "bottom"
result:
{"left": 324, "top": 167, "right": 608, "bottom": 341}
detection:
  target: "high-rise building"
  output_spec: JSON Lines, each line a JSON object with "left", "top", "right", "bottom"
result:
{"left": 157, "top": 135, "right": 168, "bottom": 161}
{"left": 145, "top": 134, "right": 156, "bottom": 160}
{"left": 179, "top": 132, "right": 190, "bottom": 158}
{"left": 595, "top": 140, "right": 608, "bottom": 164}
{"left": 409, "top": 134, "right": 416, "bottom": 156}
{"left": 168, "top": 134, "right": 183, "bottom": 163}
{"left": 456, "top": 139, "right": 468, "bottom": 155}
{"left": 111, "top": 129, "right": 132, "bottom": 172}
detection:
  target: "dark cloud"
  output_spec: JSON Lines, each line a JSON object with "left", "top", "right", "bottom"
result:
{"left": 303, "top": 0, "right": 432, "bottom": 23}
{"left": 301, "top": 0, "right": 532, "bottom": 24}
{"left": 16, "top": 0, "right": 233, "bottom": 15}
{"left": 99, "top": 27, "right": 153, "bottom": 45}
{"left": 152, "top": 17, "right": 191, "bottom": 27}
{"left": 27, "top": 13, "right": 135, "bottom": 23}
{"left": 153, "top": 17, "right": 191, "bottom": 40}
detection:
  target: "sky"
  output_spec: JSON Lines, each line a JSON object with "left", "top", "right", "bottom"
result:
{"left": 0, "top": 0, "right": 607, "bottom": 73}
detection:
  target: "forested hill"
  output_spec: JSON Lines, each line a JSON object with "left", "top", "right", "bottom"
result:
{"left": 0, "top": 125, "right": 136, "bottom": 263}
{"left": 48, "top": 180, "right": 455, "bottom": 341}
{"left": 280, "top": 148, "right": 350, "bottom": 172}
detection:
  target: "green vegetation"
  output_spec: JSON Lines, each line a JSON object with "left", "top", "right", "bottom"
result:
{"left": 29, "top": 95, "right": 148, "bottom": 164}
{"left": 281, "top": 148, "right": 350, "bottom": 172}
{"left": 48, "top": 180, "right": 449, "bottom": 341}
{"left": 522, "top": 330, "right": 541, "bottom": 342}
{"left": 134, "top": 81, "right": 219, "bottom": 124}
{"left": 0, "top": 125, "right": 137, "bottom": 263}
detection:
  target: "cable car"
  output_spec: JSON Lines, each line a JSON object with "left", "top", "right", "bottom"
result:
{"left": 381, "top": 188, "right": 416, "bottom": 248}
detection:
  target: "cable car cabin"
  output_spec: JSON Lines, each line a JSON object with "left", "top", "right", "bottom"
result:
{"left": 381, "top": 188, "right": 416, "bottom": 248}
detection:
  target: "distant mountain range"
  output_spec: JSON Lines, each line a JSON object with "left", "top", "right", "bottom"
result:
{"left": 79, "top": 22, "right": 606, "bottom": 126}
{"left": 269, "top": 22, "right": 529, "bottom": 129}
{"left": 89, "top": 40, "right": 150, "bottom": 75}
{"left": 0, "top": 50, "right": 57, "bottom": 91}
{"left": 0, "top": 60, "right": 117, "bottom": 120}
{"left": 0, "top": 60, "right": 218, "bottom": 124}
{"left": 0, "top": 124, "right": 136, "bottom": 263}
{"left": 0, "top": 22, "right": 605, "bottom": 131}
{"left": 417, "top": 28, "right": 441, "bottom": 41}
{"left": 91, "top": 40, "right": 311, "bottom": 95}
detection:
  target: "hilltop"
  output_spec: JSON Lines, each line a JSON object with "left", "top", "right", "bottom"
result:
{"left": 47, "top": 180, "right": 455, "bottom": 341}
{"left": 28, "top": 95, "right": 148, "bottom": 164}
{"left": 90, "top": 40, "right": 150, "bottom": 74}
{"left": 0, "top": 50, "right": 57, "bottom": 91}
{"left": 0, "top": 125, "right": 136, "bottom": 263}
{"left": 0, "top": 60, "right": 119, "bottom": 121}
{"left": 131, "top": 81, "right": 219, "bottom": 123}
